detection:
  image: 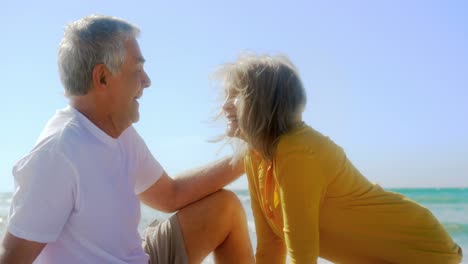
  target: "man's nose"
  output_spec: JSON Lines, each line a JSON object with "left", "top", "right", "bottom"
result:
{"left": 142, "top": 71, "right": 151, "bottom": 88}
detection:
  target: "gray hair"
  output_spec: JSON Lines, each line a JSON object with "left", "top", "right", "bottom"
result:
{"left": 58, "top": 14, "right": 140, "bottom": 96}
{"left": 215, "top": 54, "right": 307, "bottom": 161}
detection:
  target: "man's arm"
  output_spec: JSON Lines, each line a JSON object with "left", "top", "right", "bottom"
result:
{"left": 0, "top": 232, "right": 46, "bottom": 264}
{"left": 139, "top": 156, "right": 243, "bottom": 212}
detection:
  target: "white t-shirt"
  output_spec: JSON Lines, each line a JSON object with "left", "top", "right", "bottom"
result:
{"left": 7, "top": 106, "right": 163, "bottom": 264}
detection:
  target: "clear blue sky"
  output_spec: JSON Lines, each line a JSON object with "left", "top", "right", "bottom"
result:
{"left": 1, "top": 0, "right": 467, "bottom": 192}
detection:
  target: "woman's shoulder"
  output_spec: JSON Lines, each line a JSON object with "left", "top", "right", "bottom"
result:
{"left": 276, "top": 123, "right": 327, "bottom": 155}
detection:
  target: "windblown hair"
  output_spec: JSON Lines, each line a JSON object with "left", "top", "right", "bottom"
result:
{"left": 216, "top": 54, "right": 307, "bottom": 161}
{"left": 58, "top": 14, "right": 140, "bottom": 96}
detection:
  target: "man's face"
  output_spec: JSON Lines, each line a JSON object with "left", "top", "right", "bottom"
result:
{"left": 106, "top": 38, "right": 151, "bottom": 129}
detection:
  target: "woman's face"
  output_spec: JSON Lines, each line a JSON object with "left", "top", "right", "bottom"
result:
{"left": 222, "top": 89, "right": 241, "bottom": 138}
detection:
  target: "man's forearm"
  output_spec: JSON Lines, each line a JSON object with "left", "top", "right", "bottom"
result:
{"left": 0, "top": 233, "right": 45, "bottom": 264}
{"left": 0, "top": 246, "right": 4, "bottom": 263}
{"left": 172, "top": 156, "right": 244, "bottom": 209}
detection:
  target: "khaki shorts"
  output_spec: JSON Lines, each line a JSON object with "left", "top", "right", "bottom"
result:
{"left": 142, "top": 214, "right": 188, "bottom": 264}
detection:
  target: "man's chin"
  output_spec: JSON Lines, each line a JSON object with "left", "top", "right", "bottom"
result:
{"left": 130, "top": 112, "right": 140, "bottom": 124}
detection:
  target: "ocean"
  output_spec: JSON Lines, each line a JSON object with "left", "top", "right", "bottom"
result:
{"left": 1, "top": 188, "right": 466, "bottom": 263}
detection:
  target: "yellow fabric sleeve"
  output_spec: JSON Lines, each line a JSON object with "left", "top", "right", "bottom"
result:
{"left": 275, "top": 150, "right": 328, "bottom": 264}
{"left": 246, "top": 157, "right": 286, "bottom": 264}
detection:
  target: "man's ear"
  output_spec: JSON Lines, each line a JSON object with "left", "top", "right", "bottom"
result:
{"left": 92, "top": 64, "right": 110, "bottom": 91}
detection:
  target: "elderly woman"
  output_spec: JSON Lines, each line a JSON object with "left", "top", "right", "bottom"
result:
{"left": 216, "top": 54, "right": 462, "bottom": 264}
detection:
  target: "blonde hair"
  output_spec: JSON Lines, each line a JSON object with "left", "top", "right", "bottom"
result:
{"left": 215, "top": 54, "right": 306, "bottom": 161}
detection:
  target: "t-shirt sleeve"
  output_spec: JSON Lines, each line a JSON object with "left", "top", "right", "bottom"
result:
{"left": 128, "top": 127, "right": 164, "bottom": 195}
{"left": 244, "top": 156, "right": 286, "bottom": 264}
{"left": 275, "top": 148, "right": 327, "bottom": 264}
{"left": 7, "top": 150, "right": 77, "bottom": 243}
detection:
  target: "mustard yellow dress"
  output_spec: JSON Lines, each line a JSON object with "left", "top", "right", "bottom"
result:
{"left": 245, "top": 124, "right": 462, "bottom": 264}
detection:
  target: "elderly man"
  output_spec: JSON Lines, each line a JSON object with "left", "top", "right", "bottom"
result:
{"left": 0, "top": 15, "right": 254, "bottom": 264}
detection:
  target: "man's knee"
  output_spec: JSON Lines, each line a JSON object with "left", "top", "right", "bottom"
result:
{"left": 176, "top": 189, "right": 245, "bottom": 237}
{"left": 213, "top": 189, "right": 246, "bottom": 222}
{"left": 179, "top": 189, "right": 243, "bottom": 216}
{"left": 211, "top": 189, "right": 242, "bottom": 209}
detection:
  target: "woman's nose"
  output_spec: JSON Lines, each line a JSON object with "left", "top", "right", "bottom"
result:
{"left": 223, "top": 98, "right": 235, "bottom": 111}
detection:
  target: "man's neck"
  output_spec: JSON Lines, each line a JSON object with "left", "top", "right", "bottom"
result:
{"left": 70, "top": 95, "right": 123, "bottom": 139}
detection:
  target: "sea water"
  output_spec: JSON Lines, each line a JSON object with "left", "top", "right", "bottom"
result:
{"left": 1, "top": 188, "right": 466, "bottom": 263}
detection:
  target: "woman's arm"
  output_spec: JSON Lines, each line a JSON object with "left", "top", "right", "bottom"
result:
{"left": 276, "top": 151, "right": 327, "bottom": 264}
{"left": 245, "top": 156, "right": 286, "bottom": 264}
{"left": 250, "top": 189, "right": 287, "bottom": 264}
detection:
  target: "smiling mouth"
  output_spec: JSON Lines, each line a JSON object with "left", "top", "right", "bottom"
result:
{"left": 133, "top": 94, "right": 142, "bottom": 104}
{"left": 227, "top": 117, "right": 237, "bottom": 123}
{"left": 134, "top": 91, "right": 143, "bottom": 100}
{"left": 133, "top": 97, "right": 141, "bottom": 107}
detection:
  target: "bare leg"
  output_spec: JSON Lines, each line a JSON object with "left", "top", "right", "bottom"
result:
{"left": 177, "top": 189, "right": 254, "bottom": 264}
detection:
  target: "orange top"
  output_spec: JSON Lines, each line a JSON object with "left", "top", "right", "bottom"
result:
{"left": 244, "top": 124, "right": 461, "bottom": 264}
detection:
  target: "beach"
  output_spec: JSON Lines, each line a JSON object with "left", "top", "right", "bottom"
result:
{"left": 1, "top": 188, "right": 466, "bottom": 263}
